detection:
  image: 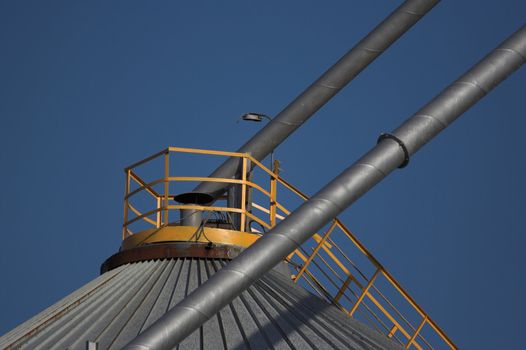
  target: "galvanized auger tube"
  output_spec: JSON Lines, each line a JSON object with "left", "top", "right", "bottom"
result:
{"left": 124, "top": 25, "right": 526, "bottom": 350}
{"left": 194, "top": 0, "right": 440, "bottom": 199}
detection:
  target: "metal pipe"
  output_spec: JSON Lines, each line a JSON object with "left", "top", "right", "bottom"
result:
{"left": 124, "top": 24, "right": 526, "bottom": 350}
{"left": 226, "top": 184, "right": 242, "bottom": 230}
{"left": 179, "top": 208, "right": 202, "bottom": 227}
{"left": 194, "top": 0, "right": 440, "bottom": 199}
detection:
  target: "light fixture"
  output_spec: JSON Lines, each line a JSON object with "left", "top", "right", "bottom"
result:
{"left": 241, "top": 112, "right": 272, "bottom": 122}
{"left": 239, "top": 112, "right": 278, "bottom": 171}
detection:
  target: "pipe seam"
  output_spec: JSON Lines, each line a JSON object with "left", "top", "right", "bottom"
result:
{"left": 497, "top": 47, "right": 526, "bottom": 61}
{"left": 454, "top": 80, "right": 489, "bottom": 94}
{"left": 410, "top": 114, "right": 448, "bottom": 130}
{"left": 356, "top": 161, "right": 389, "bottom": 178}
{"left": 361, "top": 47, "right": 384, "bottom": 53}
{"left": 402, "top": 10, "right": 425, "bottom": 16}
{"left": 318, "top": 83, "right": 340, "bottom": 89}
{"left": 174, "top": 305, "right": 212, "bottom": 322}
{"left": 275, "top": 120, "right": 303, "bottom": 126}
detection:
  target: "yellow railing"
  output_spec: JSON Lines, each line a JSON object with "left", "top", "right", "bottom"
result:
{"left": 122, "top": 147, "right": 282, "bottom": 238}
{"left": 122, "top": 147, "right": 457, "bottom": 350}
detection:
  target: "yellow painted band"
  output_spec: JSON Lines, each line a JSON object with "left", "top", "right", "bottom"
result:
{"left": 121, "top": 226, "right": 261, "bottom": 251}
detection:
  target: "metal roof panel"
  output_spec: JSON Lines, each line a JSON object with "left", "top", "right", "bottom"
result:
{"left": 1, "top": 259, "right": 402, "bottom": 350}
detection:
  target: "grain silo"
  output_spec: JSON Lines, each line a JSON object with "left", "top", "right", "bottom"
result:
{"left": 1, "top": 0, "right": 525, "bottom": 349}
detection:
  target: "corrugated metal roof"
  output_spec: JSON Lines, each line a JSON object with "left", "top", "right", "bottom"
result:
{"left": 1, "top": 259, "right": 402, "bottom": 349}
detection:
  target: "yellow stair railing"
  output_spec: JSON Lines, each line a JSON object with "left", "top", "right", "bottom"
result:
{"left": 122, "top": 147, "right": 457, "bottom": 350}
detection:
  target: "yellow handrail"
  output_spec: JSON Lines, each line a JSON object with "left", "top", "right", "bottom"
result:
{"left": 121, "top": 147, "right": 457, "bottom": 350}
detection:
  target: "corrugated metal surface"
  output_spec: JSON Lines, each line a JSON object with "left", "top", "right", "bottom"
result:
{"left": 1, "top": 259, "right": 402, "bottom": 349}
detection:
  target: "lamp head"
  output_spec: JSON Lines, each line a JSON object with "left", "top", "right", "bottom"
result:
{"left": 241, "top": 112, "right": 264, "bottom": 122}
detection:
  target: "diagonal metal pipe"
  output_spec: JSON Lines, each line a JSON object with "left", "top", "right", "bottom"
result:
{"left": 124, "top": 24, "right": 526, "bottom": 350}
{"left": 194, "top": 0, "right": 440, "bottom": 199}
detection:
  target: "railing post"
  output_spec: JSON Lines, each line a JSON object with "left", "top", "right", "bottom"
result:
{"left": 270, "top": 160, "right": 279, "bottom": 227}
{"left": 388, "top": 325, "right": 398, "bottom": 338}
{"left": 294, "top": 221, "right": 337, "bottom": 282}
{"left": 406, "top": 316, "right": 427, "bottom": 349}
{"left": 349, "top": 268, "right": 380, "bottom": 317}
{"left": 163, "top": 151, "right": 170, "bottom": 227}
{"left": 123, "top": 169, "right": 131, "bottom": 239}
{"left": 156, "top": 197, "right": 161, "bottom": 228}
{"left": 240, "top": 156, "right": 247, "bottom": 232}
{"left": 334, "top": 273, "right": 355, "bottom": 303}
{"left": 246, "top": 170, "right": 253, "bottom": 217}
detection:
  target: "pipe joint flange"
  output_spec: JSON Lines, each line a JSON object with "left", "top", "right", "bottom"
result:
{"left": 377, "top": 133, "right": 410, "bottom": 168}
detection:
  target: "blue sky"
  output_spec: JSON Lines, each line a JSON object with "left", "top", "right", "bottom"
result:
{"left": 1, "top": 1, "right": 525, "bottom": 348}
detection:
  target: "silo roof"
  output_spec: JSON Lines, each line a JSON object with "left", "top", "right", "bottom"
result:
{"left": 1, "top": 258, "right": 402, "bottom": 349}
